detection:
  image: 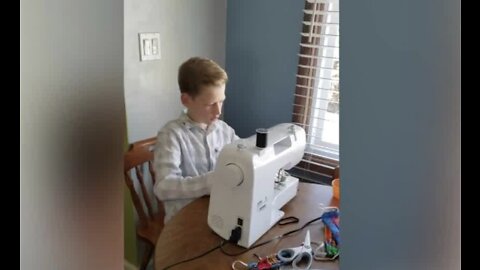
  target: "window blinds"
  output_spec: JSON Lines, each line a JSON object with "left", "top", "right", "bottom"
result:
{"left": 291, "top": 0, "right": 340, "bottom": 182}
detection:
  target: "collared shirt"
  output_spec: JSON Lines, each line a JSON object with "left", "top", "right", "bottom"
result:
{"left": 153, "top": 112, "right": 238, "bottom": 223}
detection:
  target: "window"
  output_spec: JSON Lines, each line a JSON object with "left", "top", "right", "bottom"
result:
{"left": 291, "top": 0, "right": 339, "bottom": 181}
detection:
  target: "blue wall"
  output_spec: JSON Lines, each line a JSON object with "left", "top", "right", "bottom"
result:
{"left": 224, "top": 0, "right": 304, "bottom": 137}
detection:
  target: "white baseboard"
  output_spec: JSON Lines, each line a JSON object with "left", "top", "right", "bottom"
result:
{"left": 124, "top": 259, "right": 138, "bottom": 270}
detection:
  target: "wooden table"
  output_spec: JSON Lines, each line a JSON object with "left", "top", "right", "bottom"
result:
{"left": 155, "top": 182, "right": 339, "bottom": 270}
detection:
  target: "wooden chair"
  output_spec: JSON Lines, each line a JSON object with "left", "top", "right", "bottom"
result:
{"left": 124, "top": 137, "right": 165, "bottom": 270}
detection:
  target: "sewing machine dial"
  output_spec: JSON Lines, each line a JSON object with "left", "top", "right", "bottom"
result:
{"left": 224, "top": 163, "right": 244, "bottom": 187}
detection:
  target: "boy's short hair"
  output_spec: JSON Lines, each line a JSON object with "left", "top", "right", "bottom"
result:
{"left": 178, "top": 57, "right": 228, "bottom": 98}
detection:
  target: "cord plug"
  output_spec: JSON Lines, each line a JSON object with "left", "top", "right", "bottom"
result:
{"left": 229, "top": 226, "right": 242, "bottom": 244}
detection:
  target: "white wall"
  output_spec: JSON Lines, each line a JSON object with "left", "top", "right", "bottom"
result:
{"left": 124, "top": 0, "right": 227, "bottom": 142}
{"left": 21, "top": 0, "right": 125, "bottom": 269}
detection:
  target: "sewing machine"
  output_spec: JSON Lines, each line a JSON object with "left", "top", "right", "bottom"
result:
{"left": 207, "top": 123, "right": 306, "bottom": 248}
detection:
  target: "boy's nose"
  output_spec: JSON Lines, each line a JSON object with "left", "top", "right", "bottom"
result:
{"left": 214, "top": 103, "right": 222, "bottom": 115}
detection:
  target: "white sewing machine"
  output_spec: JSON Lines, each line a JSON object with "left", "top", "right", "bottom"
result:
{"left": 207, "top": 123, "right": 306, "bottom": 248}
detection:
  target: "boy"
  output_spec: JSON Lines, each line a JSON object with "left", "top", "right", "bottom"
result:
{"left": 154, "top": 57, "right": 238, "bottom": 223}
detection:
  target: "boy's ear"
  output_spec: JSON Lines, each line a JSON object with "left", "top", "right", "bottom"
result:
{"left": 180, "top": 93, "right": 191, "bottom": 106}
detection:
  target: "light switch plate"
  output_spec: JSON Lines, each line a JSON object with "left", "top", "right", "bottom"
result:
{"left": 139, "top": 33, "right": 161, "bottom": 61}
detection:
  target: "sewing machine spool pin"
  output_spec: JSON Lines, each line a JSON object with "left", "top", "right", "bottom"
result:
{"left": 256, "top": 128, "right": 268, "bottom": 148}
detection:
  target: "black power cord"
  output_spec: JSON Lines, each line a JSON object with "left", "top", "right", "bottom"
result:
{"left": 220, "top": 216, "right": 324, "bottom": 257}
{"left": 160, "top": 240, "right": 225, "bottom": 270}
{"left": 229, "top": 226, "right": 242, "bottom": 244}
{"left": 161, "top": 215, "right": 325, "bottom": 269}
{"left": 160, "top": 225, "right": 242, "bottom": 269}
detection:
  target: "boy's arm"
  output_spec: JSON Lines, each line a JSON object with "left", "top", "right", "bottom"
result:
{"left": 153, "top": 131, "right": 211, "bottom": 201}
{"left": 229, "top": 124, "right": 240, "bottom": 142}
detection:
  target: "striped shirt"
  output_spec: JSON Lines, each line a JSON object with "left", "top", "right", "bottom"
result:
{"left": 153, "top": 112, "right": 238, "bottom": 223}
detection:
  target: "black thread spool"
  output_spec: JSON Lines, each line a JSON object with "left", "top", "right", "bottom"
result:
{"left": 256, "top": 128, "right": 268, "bottom": 148}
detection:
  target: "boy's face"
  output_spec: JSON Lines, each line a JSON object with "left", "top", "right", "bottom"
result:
{"left": 181, "top": 83, "right": 226, "bottom": 126}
